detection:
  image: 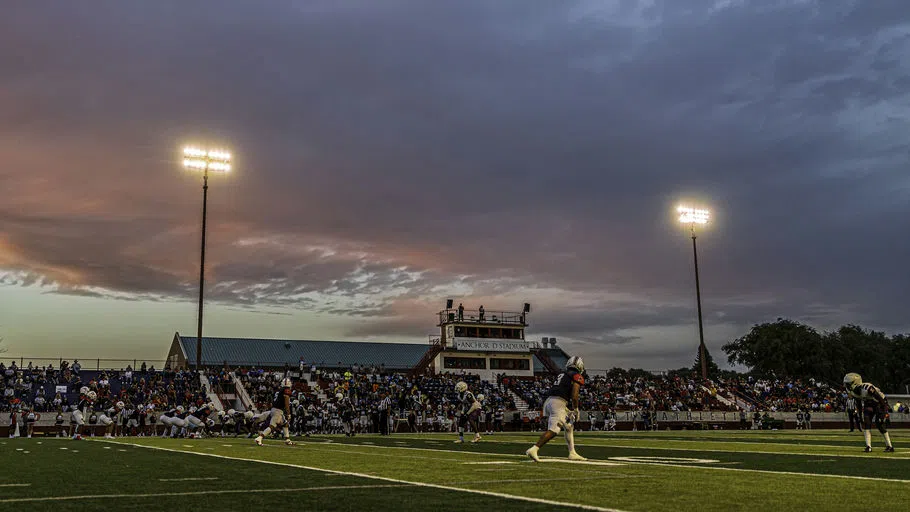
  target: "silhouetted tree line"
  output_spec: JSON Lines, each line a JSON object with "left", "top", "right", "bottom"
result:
{"left": 722, "top": 318, "right": 910, "bottom": 393}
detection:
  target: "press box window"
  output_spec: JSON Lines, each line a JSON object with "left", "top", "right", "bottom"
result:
{"left": 489, "top": 358, "right": 530, "bottom": 370}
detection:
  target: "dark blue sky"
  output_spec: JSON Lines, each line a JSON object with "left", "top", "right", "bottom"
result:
{"left": 2, "top": 1, "right": 909, "bottom": 370}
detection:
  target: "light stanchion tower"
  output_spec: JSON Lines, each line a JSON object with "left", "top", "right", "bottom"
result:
{"left": 677, "top": 205, "right": 711, "bottom": 381}
{"left": 182, "top": 146, "right": 232, "bottom": 371}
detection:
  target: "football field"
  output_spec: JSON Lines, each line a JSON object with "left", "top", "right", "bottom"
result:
{"left": 1, "top": 430, "right": 908, "bottom": 511}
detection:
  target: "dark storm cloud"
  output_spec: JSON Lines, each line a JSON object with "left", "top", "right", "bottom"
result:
{"left": 3, "top": 0, "right": 910, "bottom": 367}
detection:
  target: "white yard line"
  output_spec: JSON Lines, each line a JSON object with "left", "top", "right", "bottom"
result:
{"left": 0, "top": 484, "right": 411, "bottom": 503}
{"left": 389, "top": 434, "right": 909, "bottom": 460}
{"left": 158, "top": 477, "right": 219, "bottom": 482}
{"left": 295, "top": 437, "right": 910, "bottom": 484}
{"left": 95, "top": 440, "right": 630, "bottom": 512}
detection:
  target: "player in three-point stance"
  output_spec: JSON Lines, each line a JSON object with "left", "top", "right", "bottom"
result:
{"left": 844, "top": 373, "right": 894, "bottom": 452}
{"left": 254, "top": 377, "right": 295, "bottom": 446}
{"left": 453, "top": 381, "right": 482, "bottom": 443}
{"left": 526, "top": 356, "right": 587, "bottom": 461}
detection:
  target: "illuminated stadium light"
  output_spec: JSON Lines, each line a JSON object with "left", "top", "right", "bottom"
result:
{"left": 183, "top": 146, "right": 231, "bottom": 172}
{"left": 674, "top": 202, "right": 713, "bottom": 381}
{"left": 179, "top": 143, "right": 233, "bottom": 372}
{"left": 677, "top": 205, "right": 710, "bottom": 225}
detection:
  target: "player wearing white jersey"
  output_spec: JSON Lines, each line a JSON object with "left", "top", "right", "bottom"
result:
{"left": 453, "top": 381, "right": 482, "bottom": 444}
{"left": 98, "top": 401, "right": 123, "bottom": 438}
{"left": 844, "top": 373, "right": 894, "bottom": 452}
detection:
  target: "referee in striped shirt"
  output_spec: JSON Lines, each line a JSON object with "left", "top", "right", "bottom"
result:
{"left": 379, "top": 393, "right": 392, "bottom": 435}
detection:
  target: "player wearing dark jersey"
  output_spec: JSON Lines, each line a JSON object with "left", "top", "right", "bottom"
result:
{"left": 527, "top": 356, "right": 587, "bottom": 461}
{"left": 186, "top": 403, "right": 215, "bottom": 437}
{"left": 844, "top": 373, "right": 894, "bottom": 452}
{"left": 338, "top": 394, "right": 357, "bottom": 437}
{"left": 70, "top": 389, "right": 96, "bottom": 439}
{"left": 255, "top": 378, "right": 294, "bottom": 446}
{"left": 453, "top": 381, "right": 482, "bottom": 444}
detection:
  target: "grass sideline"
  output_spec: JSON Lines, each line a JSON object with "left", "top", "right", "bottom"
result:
{"left": 0, "top": 430, "right": 907, "bottom": 511}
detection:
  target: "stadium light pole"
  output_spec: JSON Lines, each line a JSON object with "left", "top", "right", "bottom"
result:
{"left": 677, "top": 205, "right": 710, "bottom": 381}
{"left": 183, "top": 146, "right": 232, "bottom": 372}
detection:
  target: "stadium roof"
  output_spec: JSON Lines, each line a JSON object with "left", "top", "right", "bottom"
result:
{"left": 170, "top": 333, "right": 430, "bottom": 369}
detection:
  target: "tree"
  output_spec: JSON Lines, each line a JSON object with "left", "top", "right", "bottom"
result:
{"left": 722, "top": 318, "right": 824, "bottom": 380}
{"left": 723, "top": 319, "right": 910, "bottom": 392}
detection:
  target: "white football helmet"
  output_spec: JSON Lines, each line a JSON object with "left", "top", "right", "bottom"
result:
{"left": 176, "top": 405, "right": 185, "bottom": 413}
{"left": 116, "top": 401, "right": 125, "bottom": 409}
{"left": 227, "top": 409, "right": 236, "bottom": 416}
{"left": 455, "top": 381, "right": 468, "bottom": 393}
{"left": 566, "top": 356, "right": 584, "bottom": 373}
{"left": 336, "top": 393, "right": 344, "bottom": 400}
{"left": 87, "top": 391, "right": 97, "bottom": 400}
{"left": 79, "top": 386, "right": 89, "bottom": 395}
{"left": 243, "top": 411, "right": 253, "bottom": 420}
{"left": 843, "top": 372, "right": 861, "bottom": 390}
{"left": 282, "top": 377, "right": 292, "bottom": 388}
{"left": 476, "top": 394, "right": 484, "bottom": 402}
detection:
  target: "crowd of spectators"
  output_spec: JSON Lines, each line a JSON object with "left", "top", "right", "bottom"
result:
{"left": 8, "top": 357, "right": 905, "bottom": 431}
{"left": 222, "top": 365, "right": 517, "bottom": 434}
{"left": 1, "top": 360, "right": 207, "bottom": 415}
{"left": 726, "top": 376, "right": 847, "bottom": 413}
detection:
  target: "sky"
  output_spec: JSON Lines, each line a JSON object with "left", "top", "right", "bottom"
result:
{"left": 2, "top": 0, "right": 910, "bottom": 372}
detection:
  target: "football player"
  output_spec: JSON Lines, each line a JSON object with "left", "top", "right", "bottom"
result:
{"left": 168, "top": 405, "right": 188, "bottom": 438}
{"left": 98, "top": 401, "right": 123, "bottom": 438}
{"left": 254, "top": 378, "right": 294, "bottom": 446}
{"left": 186, "top": 402, "right": 215, "bottom": 438}
{"left": 844, "top": 373, "right": 894, "bottom": 452}
{"left": 70, "top": 388, "right": 95, "bottom": 440}
{"left": 453, "top": 381, "right": 482, "bottom": 444}
{"left": 526, "top": 356, "right": 587, "bottom": 461}
{"left": 337, "top": 393, "right": 357, "bottom": 437}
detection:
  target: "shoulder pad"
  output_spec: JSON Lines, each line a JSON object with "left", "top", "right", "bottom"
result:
{"left": 572, "top": 373, "right": 585, "bottom": 385}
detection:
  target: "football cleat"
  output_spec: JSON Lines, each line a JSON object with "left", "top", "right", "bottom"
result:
{"left": 568, "top": 451, "right": 588, "bottom": 461}
{"left": 864, "top": 446, "right": 872, "bottom": 452}
{"left": 885, "top": 446, "right": 895, "bottom": 452}
{"left": 526, "top": 446, "right": 540, "bottom": 462}
{"left": 471, "top": 434, "right": 482, "bottom": 443}
{"left": 285, "top": 439, "right": 295, "bottom": 445}
{"left": 254, "top": 435, "right": 263, "bottom": 446}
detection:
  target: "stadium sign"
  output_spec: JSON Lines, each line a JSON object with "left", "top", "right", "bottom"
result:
{"left": 452, "top": 338, "right": 530, "bottom": 352}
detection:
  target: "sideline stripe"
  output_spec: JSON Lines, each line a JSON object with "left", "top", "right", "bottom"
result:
{"left": 0, "top": 484, "right": 31, "bottom": 488}
{"left": 0, "top": 485, "right": 411, "bottom": 504}
{"left": 96, "top": 440, "right": 628, "bottom": 512}
{"left": 387, "top": 434, "right": 910, "bottom": 460}
{"left": 158, "top": 477, "right": 219, "bottom": 482}
{"left": 295, "top": 437, "right": 910, "bottom": 484}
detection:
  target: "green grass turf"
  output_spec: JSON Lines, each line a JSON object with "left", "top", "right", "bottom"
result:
{"left": 2, "top": 430, "right": 908, "bottom": 512}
